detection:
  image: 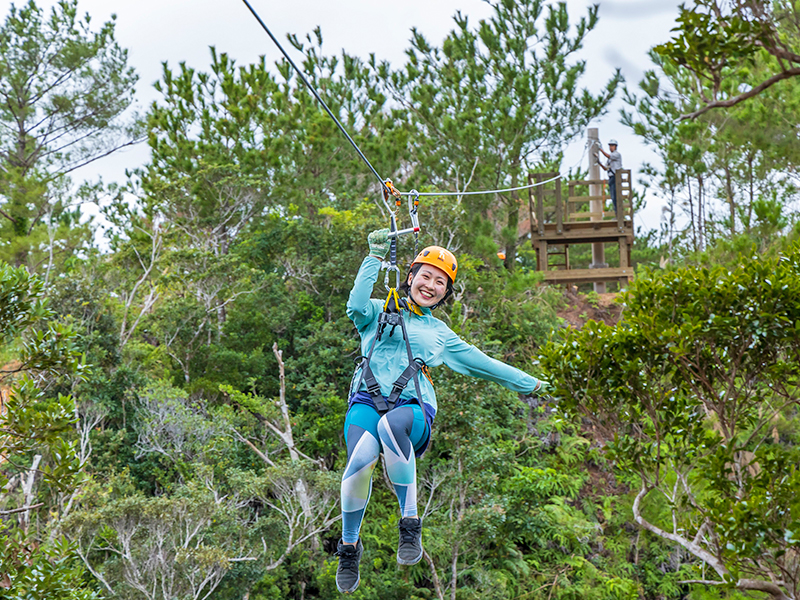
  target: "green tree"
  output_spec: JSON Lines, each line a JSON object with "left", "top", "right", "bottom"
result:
{"left": 0, "top": 262, "right": 93, "bottom": 599}
{"left": 144, "top": 40, "right": 406, "bottom": 231}
{"left": 655, "top": 0, "right": 800, "bottom": 119}
{"left": 541, "top": 245, "right": 800, "bottom": 600}
{"left": 0, "top": 0, "right": 139, "bottom": 267}
{"left": 382, "top": 0, "right": 620, "bottom": 268}
{"left": 623, "top": 50, "right": 800, "bottom": 254}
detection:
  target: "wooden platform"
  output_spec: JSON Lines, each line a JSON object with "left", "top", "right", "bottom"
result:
{"left": 528, "top": 171, "right": 635, "bottom": 286}
{"left": 535, "top": 220, "right": 634, "bottom": 245}
{"left": 541, "top": 267, "right": 634, "bottom": 285}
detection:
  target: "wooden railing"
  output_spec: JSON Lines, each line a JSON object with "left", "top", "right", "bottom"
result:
{"left": 530, "top": 170, "right": 633, "bottom": 235}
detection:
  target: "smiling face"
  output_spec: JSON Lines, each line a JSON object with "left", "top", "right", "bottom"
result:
{"left": 408, "top": 264, "right": 449, "bottom": 308}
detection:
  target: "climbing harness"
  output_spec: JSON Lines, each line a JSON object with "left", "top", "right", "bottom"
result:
{"left": 351, "top": 288, "right": 432, "bottom": 415}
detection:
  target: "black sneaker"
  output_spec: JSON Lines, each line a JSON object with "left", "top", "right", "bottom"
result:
{"left": 335, "top": 538, "right": 363, "bottom": 593}
{"left": 397, "top": 517, "right": 423, "bottom": 565}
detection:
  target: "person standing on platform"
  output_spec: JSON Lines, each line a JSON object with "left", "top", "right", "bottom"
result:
{"left": 598, "top": 140, "right": 622, "bottom": 214}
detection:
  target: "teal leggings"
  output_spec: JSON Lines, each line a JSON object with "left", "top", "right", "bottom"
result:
{"left": 341, "top": 402, "right": 428, "bottom": 544}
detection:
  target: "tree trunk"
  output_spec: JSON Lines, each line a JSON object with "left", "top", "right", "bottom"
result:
{"left": 450, "top": 454, "right": 467, "bottom": 599}
{"left": 20, "top": 454, "right": 42, "bottom": 533}
{"left": 272, "top": 342, "right": 317, "bottom": 550}
{"left": 687, "top": 174, "right": 697, "bottom": 252}
{"left": 724, "top": 164, "right": 736, "bottom": 236}
{"left": 450, "top": 545, "right": 459, "bottom": 600}
{"left": 747, "top": 152, "right": 754, "bottom": 232}
{"left": 698, "top": 174, "right": 705, "bottom": 251}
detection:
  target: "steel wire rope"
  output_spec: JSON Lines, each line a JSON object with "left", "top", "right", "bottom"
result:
{"left": 401, "top": 138, "right": 593, "bottom": 197}
{"left": 240, "top": 0, "right": 393, "bottom": 209}
{"left": 402, "top": 174, "right": 563, "bottom": 197}
{"left": 241, "top": 0, "right": 594, "bottom": 205}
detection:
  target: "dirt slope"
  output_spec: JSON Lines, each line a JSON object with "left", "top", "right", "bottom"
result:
{"left": 557, "top": 290, "right": 623, "bottom": 329}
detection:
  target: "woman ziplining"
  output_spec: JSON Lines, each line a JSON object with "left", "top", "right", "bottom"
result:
{"left": 335, "top": 230, "right": 551, "bottom": 593}
{"left": 238, "top": 3, "right": 555, "bottom": 593}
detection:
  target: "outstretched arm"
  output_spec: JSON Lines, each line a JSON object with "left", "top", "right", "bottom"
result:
{"left": 442, "top": 330, "right": 543, "bottom": 394}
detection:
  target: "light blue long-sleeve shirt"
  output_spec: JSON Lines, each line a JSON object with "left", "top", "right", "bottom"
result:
{"left": 347, "top": 256, "right": 541, "bottom": 413}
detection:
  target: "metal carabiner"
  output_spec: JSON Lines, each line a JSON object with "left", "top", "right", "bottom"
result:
{"left": 379, "top": 184, "right": 421, "bottom": 289}
{"left": 385, "top": 212, "right": 400, "bottom": 291}
{"left": 384, "top": 264, "right": 401, "bottom": 291}
{"left": 408, "top": 189, "right": 420, "bottom": 231}
{"left": 387, "top": 189, "right": 421, "bottom": 239}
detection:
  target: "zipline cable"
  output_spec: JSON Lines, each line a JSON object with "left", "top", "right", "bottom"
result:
{"left": 241, "top": 1, "right": 592, "bottom": 203}
{"left": 407, "top": 138, "right": 594, "bottom": 197}
{"left": 241, "top": 0, "right": 392, "bottom": 202}
{"left": 405, "top": 174, "right": 563, "bottom": 197}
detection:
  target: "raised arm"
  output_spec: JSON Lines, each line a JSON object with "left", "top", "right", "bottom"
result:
{"left": 346, "top": 229, "right": 391, "bottom": 330}
{"left": 346, "top": 256, "right": 383, "bottom": 330}
{"left": 442, "top": 330, "right": 543, "bottom": 394}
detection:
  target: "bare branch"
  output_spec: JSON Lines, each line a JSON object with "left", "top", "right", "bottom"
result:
{"left": 420, "top": 548, "right": 445, "bottom": 600}
{"left": 680, "top": 68, "right": 800, "bottom": 120}
{"left": 75, "top": 545, "right": 117, "bottom": 596}
{"left": 0, "top": 502, "right": 44, "bottom": 515}
{"left": 632, "top": 484, "right": 727, "bottom": 577}
{"left": 232, "top": 428, "right": 275, "bottom": 467}
{"left": 682, "top": 578, "right": 792, "bottom": 600}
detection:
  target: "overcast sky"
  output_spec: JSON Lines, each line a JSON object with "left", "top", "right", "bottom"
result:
{"left": 32, "top": 0, "right": 684, "bottom": 232}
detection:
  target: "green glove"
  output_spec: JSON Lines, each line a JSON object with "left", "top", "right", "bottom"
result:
{"left": 368, "top": 228, "right": 391, "bottom": 258}
{"left": 531, "top": 380, "right": 552, "bottom": 396}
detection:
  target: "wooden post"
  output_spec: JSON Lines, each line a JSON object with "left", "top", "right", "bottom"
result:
{"left": 589, "top": 128, "right": 607, "bottom": 293}
{"left": 555, "top": 177, "right": 563, "bottom": 234}
{"left": 538, "top": 240, "right": 548, "bottom": 272}
{"left": 619, "top": 237, "right": 629, "bottom": 268}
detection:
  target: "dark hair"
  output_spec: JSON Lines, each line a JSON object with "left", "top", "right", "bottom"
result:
{"left": 400, "top": 264, "right": 454, "bottom": 309}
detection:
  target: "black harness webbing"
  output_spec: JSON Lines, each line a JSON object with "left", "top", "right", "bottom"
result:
{"left": 352, "top": 292, "right": 426, "bottom": 415}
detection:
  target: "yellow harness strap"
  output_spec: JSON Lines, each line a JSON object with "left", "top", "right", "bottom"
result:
{"left": 383, "top": 288, "right": 402, "bottom": 312}
{"left": 383, "top": 289, "right": 424, "bottom": 317}
{"left": 404, "top": 299, "right": 424, "bottom": 317}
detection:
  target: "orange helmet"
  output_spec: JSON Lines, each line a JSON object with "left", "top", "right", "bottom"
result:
{"left": 411, "top": 246, "right": 458, "bottom": 282}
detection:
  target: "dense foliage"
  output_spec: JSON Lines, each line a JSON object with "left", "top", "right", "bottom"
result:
{"left": 541, "top": 248, "right": 800, "bottom": 600}
{"left": 1, "top": 1, "right": 799, "bottom": 600}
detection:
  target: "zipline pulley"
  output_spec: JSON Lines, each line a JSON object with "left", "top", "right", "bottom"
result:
{"left": 381, "top": 181, "right": 421, "bottom": 291}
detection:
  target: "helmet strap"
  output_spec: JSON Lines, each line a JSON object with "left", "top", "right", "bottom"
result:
{"left": 403, "top": 296, "right": 425, "bottom": 316}
{"left": 431, "top": 288, "right": 453, "bottom": 310}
